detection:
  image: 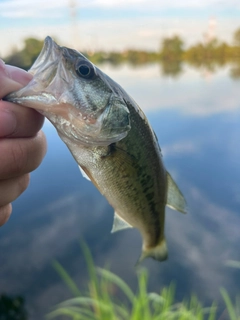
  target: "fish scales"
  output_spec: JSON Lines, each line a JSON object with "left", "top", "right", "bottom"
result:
{"left": 66, "top": 101, "right": 167, "bottom": 250}
{"left": 4, "top": 36, "right": 187, "bottom": 263}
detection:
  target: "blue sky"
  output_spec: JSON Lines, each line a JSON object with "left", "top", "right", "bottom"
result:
{"left": 0, "top": 0, "right": 240, "bottom": 57}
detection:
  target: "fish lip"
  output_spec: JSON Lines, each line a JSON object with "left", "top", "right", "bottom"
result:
{"left": 4, "top": 36, "right": 61, "bottom": 104}
{"left": 29, "top": 36, "right": 59, "bottom": 76}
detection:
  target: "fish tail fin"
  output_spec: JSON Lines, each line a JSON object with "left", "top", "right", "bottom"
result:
{"left": 136, "top": 238, "right": 168, "bottom": 266}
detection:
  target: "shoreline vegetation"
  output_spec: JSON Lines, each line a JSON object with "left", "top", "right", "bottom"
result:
{"left": 47, "top": 245, "right": 240, "bottom": 320}
{"left": 1, "top": 30, "right": 240, "bottom": 318}
{"left": 3, "top": 28, "right": 240, "bottom": 78}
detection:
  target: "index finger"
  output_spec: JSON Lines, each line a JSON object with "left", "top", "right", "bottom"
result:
{"left": 0, "top": 60, "right": 44, "bottom": 138}
{"left": 5, "top": 64, "right": 32, "bottom": 86}
{"left": 0, "top": 60, "right": 32, "bottom": 98}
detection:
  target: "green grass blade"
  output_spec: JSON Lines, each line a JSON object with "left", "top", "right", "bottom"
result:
{"left": 97, "top": 267, "right": 135, "bottom": 303}
{"left": 220, "top": 287, "right": 237, "bottom": 320}
{"left": 48, "top": 245, "right": 239, "bottom": 320}
{"left": 79, "top": 240, "right": 97, "bottom": 282}
{"left": 47, "top": 306, "right": 96, "bottom": 320}
{"left": 80, "top": 241, "right": 104, "bottom": 318}
{"left": 52, "top": 260, "right": 81, "bottom": 297}
{"left": 138, "top": 270, "right": 151, "bottom": 319}
{"left": 57, "top": 295, "right": 128, "bottom": 319}
{"left": 206, "top": 302, "right": 217, "bottom": 320}
{"left": 47, "top": 307, "right": 86, "bottom": 320}
{"left": 130, "top": 269, "right": 152, "bottom": 320}
{"left": 226, "top": 260, "right": 240, "bottom": 269}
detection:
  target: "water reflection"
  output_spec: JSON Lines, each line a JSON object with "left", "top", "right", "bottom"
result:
{"left": 0, "top": 63, "right": 240, "bottom": 319}
{"left": 0, "top": 294, "right": 27, "bottom": 319}
{"left": 160, "top": 60, "right": 183, "bottom": 78}
{"left": 230, "top": 61, "right": 240, "bottom": 79}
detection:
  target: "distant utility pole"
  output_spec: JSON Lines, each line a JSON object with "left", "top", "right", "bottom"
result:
{"left": 204, "top": 17, "right": 217, "bottom": 44}
{"left": 68, "top": 0, "right": 80, "bottom": 49}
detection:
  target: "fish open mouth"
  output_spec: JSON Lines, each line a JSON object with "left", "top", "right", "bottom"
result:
{"left": 29, "top": 36, "right": 60, "bottom": 76}
{"left": 4, "top": 36, "right": 131, "bottom": 146}
{"left": 4, "top": 36, "right": 63, "bottom": 108}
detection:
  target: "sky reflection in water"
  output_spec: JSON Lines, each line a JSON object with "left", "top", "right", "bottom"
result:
{"left": 0, "top": 63, "right": 240, "bottom": 319}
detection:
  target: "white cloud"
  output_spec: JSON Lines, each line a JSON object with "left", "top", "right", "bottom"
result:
{"left": 162, "top": 140, "right": 199, "bottom": 157}
{"left": 0, "top": 0, "right": 239, "bottom": 57}
{"left": 1, "top": 0, "right": 240, "bottom": 19}
{"left": 1, "top": 15, "right": 239, "bottom": 56}
{"left": 0, "top": 0, "right": 69, "bottom": 17}
{"left": 85, "top": 0, "right": 240, "bottom": 10}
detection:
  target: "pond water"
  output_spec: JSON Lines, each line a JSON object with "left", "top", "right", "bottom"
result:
{"left": 0, "top": 62, "right": 240, "bottom": 319}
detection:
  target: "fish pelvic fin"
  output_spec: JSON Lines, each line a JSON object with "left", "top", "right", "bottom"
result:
{"left": 111, "top": 211, "right": 133, "bottom": 233}
{"left": 166, "top": 172, "right": 187, "bottom": 214}
{"left": 78, "top": 165, "right": 91, "bottom": 181}
{"left": 136, "top": 238, "right": 168, "bottom": 266}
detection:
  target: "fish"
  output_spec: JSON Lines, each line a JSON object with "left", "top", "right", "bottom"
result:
{"left": 4, "top": 36, "right": 187, "bottom": 263}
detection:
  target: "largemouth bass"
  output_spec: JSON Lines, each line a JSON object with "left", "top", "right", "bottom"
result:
{"left": 5, "top": 36, "right": 187, "bottom": 263}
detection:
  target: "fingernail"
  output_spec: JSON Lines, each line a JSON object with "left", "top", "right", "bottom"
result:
{"left": 0, "top": 58, "right": 5, "bottom": 66}
{"left": 0, "top": 59, "right": 12, "bottom": 79}
{"left": 0, "top": 109, "right": 17, "bottom": 137}
{"left": 0, "top": 59, "right": 8, "bottom": 76}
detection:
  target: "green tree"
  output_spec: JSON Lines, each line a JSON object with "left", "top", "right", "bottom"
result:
{"left": 160, "top": 60, "right": 183, "bottom": 78}
{"left": 5, "top": 38, "right": 44, "bottom": 70}
{"left": 230, "top": 61, "right": 240, "bottom": 80}
{"left": 233, "top": 28, "right": 240, "bottom": 46}
{"left": 160, "top": 35, "right": 184, "bottom": 61}
{"left": 184, "top": 38, "right": 231, "bottom": 68}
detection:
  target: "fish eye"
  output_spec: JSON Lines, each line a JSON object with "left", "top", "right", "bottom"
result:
{"left": 75, "top": 61, "right": 95, "bottom": 79}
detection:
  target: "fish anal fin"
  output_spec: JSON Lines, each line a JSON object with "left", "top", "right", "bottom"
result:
{"left": 111, "top": 211, "right": 133, "bottom": 233}
{"left": 136, "top": 238, "right": 168, "bottom": 266}
{"left": 166, "top": 172, "right": 187, "bottom": 214}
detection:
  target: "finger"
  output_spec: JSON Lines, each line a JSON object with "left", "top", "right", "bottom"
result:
{"left": 0, "top": 131, "right": 47, "bottom": 179}
{"left": 0, "top": 100, "right": 44, "bottom": 138}
{"left": 5, "top": 64, "right": 32, "bottom": 86}
{"left": 0, "top": 75, "right": 23, "bottom": 98}
{"left": 0, "top": 60, "right": 25, "bottom": 97}
{"left": 0, "top": 174, "right": 30, "bottom": 207}
{"left": 0, "top": 61, "right": 43, "bottom": 138}
{"left": 0, "top": 204, "right": 12, "bottom": 226}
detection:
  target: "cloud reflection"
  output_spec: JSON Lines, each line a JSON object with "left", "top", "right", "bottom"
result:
{"left": 0, "top": 62, "right": 239, "bottom": 319}
{"left": 1, "top": 162, "right": 239, "bottom": 318}
{"left": 162, "top": 140, "right": 198, "bottom": 157}
{"left": 101, "top": 64, "right": 240, "bottom": 117}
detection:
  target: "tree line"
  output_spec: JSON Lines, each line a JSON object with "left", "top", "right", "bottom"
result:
{"left": 3, "top": 28, "right": 240, "bottom": 78}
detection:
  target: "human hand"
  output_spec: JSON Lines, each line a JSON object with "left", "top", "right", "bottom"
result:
{"left": 0, "top": 59, "right": 47, "bottom": 226}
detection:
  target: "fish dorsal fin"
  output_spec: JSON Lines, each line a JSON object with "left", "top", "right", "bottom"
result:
{"left": 166, "top": 172, "right": 187, "bottom": 214}
{"left": 111, "top": 212, "right": 133, "bottom": 233}
{"left": 79, "top": 165, "right": 91, "bottom": 181}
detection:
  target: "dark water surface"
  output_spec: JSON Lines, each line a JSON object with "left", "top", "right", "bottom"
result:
{"left": 0, "top": 63, "right": 240, "bottom": 319}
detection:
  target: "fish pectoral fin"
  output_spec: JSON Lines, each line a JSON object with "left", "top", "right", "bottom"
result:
{"left": 79, "top": 165, "right": 91, "bottom": 181}
{"left": 136, "top": 238, "right": 168, "bottom": 266}
{"left": 111, "top": 212, "right": 133, "bottom": 233}
{"left": 166, "top": 172, "right": 187, "bottom": 214}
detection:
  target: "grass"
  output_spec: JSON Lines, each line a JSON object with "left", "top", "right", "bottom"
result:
{"left": 46, "top": 244, "right": 240, "bottom": 320}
